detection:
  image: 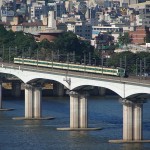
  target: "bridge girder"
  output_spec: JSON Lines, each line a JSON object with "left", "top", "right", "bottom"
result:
{"left": 0, "top": 66, "right": 149, "bottom": 99}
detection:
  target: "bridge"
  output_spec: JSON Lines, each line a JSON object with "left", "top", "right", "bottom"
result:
{"left": 0, "top": 62, "right": 149, "bottom": 143}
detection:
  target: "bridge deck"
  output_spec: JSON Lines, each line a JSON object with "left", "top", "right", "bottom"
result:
{"left": 0, "top": 63, "right": 150, "bottom": 86}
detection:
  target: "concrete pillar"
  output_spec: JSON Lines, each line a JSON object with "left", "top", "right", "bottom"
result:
{"left": 57, "top": 83, "right": 64, "bottom": 96}
{"left": 25, "top": 84, "right": 33, "bottom": 118}
{"left": 69, "top": 91, "right": 89, "bottom": 129}
{"left": 133, "top": 102, "right": 143, "bottom": 140}
{"left": 79, "top": 93, "right": 88, "bottom": 128}
{"left": 53, "top": 82, "right": 64, "bottom": 96}
{"left": 122, "top": 99, "right": 133, "bottom": 140}
{"left": 70, "top": 91, "right": 79, "bottom": 128}
{"left": 0, "top": 83, "right": 2, "bottom": 109}
{"left": 13, "top": 83, "right": 53, "bottom": 120}
{"left": 33, "top": 86, "right": 42, "bottom": 118}
{"left": 11, "top": 81, "right": 21, "bottom": 97}
{"left": 121, "top": 98, "right": 146, "bottom": 141}
{"left": 98, "top": 87, "right": 106, "bottom": 96}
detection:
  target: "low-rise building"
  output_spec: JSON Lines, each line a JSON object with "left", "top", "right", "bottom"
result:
{"left": 74, "top": 22, "right": 92, "bottom": 40}
{"left": 129, "top": 26, "right": 149, "bottom": 44}
{"left": 92, "top": 25, "right": 123, "bottom": 39}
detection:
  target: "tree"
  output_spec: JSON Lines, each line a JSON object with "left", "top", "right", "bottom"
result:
{"left": 118, "top": 33, "right": 124, "bottom": 47}
{"left": 54, "top": 31, "right": 80, "bottom": 53}
{"left": 14, "top": 31, "right": 37, "bottom": 50}
{"left": 108, "top": 51, "right": 136, "bottom": 69}
{"left": 53, "top": 31, "right": 94, "bottom": 61}
{"left": 12, "top": 31, "right": 38, "bottom": 58}
{"left": 145, "top": 33, "right": 150, "bottom": 43}
{"left": 118, "top": 32, "right": 131, "bottom": 46}
{"left": 124, "top": 32, "right": 131, "bottom": 45}
{"left": 0, "top": 25, "right": 95, "bottom": 63}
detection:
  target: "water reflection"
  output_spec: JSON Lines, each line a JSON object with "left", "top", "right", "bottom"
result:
{"left": 69, "top": 131, "right": 88, "bottom": 137}
{"left": 23, "top": 120, "right": 43, "bottom": 127}
{"left": 122, "top": 143, "right": 142, "bottom": 150}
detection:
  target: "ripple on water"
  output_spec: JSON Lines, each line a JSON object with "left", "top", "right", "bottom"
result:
{"left": 0, "top": 97, "right": 149, "bottom": 150}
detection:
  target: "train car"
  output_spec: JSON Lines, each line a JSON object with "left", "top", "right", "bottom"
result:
{"left": 14, "top": 57, "right": 126, "bottom": 77}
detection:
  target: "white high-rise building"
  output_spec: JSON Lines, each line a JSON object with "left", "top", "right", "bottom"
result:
{"left": 48, "top": 11, "right": 56, "bottom": 29}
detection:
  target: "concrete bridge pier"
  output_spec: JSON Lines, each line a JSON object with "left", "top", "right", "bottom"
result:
{"left": 0, "top": 82, "right": 14, "bottom": 111}
{"left": 11, "top": 81, "right": 21, "bottom": 98}
{"left": 69, "top": 91, "right": 88, "bottom": 128}
{"left": 53, "top": 82, "right": 64, "bottom": 96}
{"left": 33, "top": 86, "right": 42, "bottom": 118}
{"left": 57, "top": 91, "right": 101, "bottom": 131}
{"left": 98, "top": 87, "right": 106, "bottom": 96}
{"left": 13, "top": 84, "right": 54, "bottom": 120}
{"left": 109, "top": 98, "right": 148, "bottom": 143}
{"left": 133, "top": 101, "right": 143, "bottom": 140}
{"left": 25, "top": 84, "right": 42, "bottom": 119}
{"left": 122, "top": 99, "right": 133, "bottom": 140}
{"left": 122, "top": 99, "right": 145, "bottom": 141}
{"left": 79, "top": 93, "right": 88, "bottom": 128}
{"left": 70, "top": 91, "right": 79, "bottom": 128}
{"left": 25, "top": 84, "right": 33, "bottom": 118}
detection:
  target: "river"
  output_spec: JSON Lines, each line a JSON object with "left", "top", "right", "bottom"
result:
{"left": 0, "top": 96, "right": 150, "bottom": 150}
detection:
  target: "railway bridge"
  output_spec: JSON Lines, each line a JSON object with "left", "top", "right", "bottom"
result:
{"left": 0, "top": 62, "right": 149, "bottom": 143}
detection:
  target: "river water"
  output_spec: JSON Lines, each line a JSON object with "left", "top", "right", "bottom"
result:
{"left": 0, "top": 96, "right": 150, "bottom": 150}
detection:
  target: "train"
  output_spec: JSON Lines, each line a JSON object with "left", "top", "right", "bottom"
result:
{"left": 14, "top": 57, "right": 126, "bottom": 77}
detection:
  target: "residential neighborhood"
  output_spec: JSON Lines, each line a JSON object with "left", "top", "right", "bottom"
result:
{"left": 0, "top": 0, "right": 150, "bottom": 53}
{"left": 0, "top": 2, "right": 150, "bottom": 150}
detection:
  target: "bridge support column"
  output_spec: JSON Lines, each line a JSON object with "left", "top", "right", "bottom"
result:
{"left": 0, "top": 82, "right": 14, "bottom": 111}
{"left": 70, "top": 91, "right": 88, "bottom": 128}
{"left": 70, "top": 91, "right": 79, "bottom": 128}
{"left": 79, "top": 93, "right": 88, "bottom": 128}
{"left": 33, "top": 86, "right": 41, "bottom": 118}
{"left": 13, "top": 84, "right": 54, "bottom": 120}
{"left": 25, "top": 84, "right": 33, "bottom": 118}
{"left": 98, "top": 87, "right": 106, "bottom": 96}
{"left": 122, "top": 99, "right": 146, "bottom": 141}
{"left": 53, "top": 82, "right": 64, "bottom": 96}
{"left": 133, "top": 101, "right": 143, "bottom": 140}
{"left": 57, "top": 91, "right": 101, "bottom": 131}
{"left": 11, "top": 81, "right": 21, "bottom": 98}
{"left": 122, "top": 100, "right": 133, "bottom": 140}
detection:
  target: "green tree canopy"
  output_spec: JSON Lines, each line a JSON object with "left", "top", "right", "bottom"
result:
{"left": 145, "top": 33, "right": 150, "bottom": 43}
{"left": 107, "top": 51, "right": 150, "bottom": 74}
{"left": 0, "top": 25, "right": 95, "bottom": 62}
{"left": 118, "top": 32, "right": 131, "bottom": 46}
{"left": 53, "top": 31, "right": 94, "bottom": 61}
